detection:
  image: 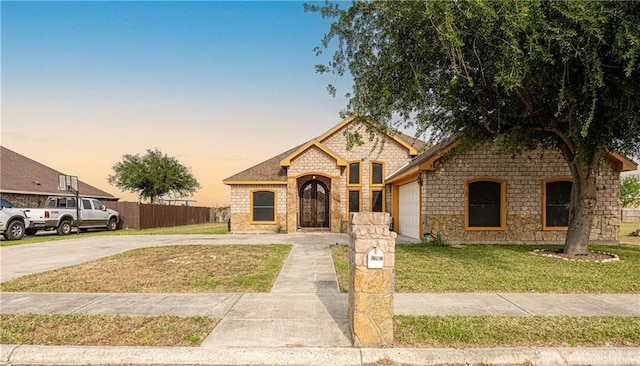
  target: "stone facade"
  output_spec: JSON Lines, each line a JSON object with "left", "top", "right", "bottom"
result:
{"left": 348, "top": 212, "right": 396, "bottom": 347}
{"left": 225, "top": 118, "right": 418, "bottom": 233}
{"left": 321, "top": 123, "right": 416, "bottom": 231}
{"left": 1, "top": 193, "right": 46, "bottom": 208}
{"left": 229, "top": 184, "right": 287, "bottom": 232}
{"left": 421, "top": 144, "right": 621, "bottom": 244}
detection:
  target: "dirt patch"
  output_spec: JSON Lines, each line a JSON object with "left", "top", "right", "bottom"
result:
{"left": 531, "top": 248, "right": 619, "bottom": 262}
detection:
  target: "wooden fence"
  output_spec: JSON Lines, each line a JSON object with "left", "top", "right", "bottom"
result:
{"left": 104, "top": 201, "right": 213, "bottom": 230}
{"left": 622, "top": 208, "right": 640, "bottom": 223}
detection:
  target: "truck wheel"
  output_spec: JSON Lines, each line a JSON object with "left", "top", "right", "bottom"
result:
{"left": 107, "top": 218, "right": 118, "bottom": 231}
{"left": 57, "top": 219, "right": 72, "bottom": 235}
{"left": 3, "top": 220, "right": 25, "bottom": 240}
{"left": 25, "top": 228, "right": 38, "bottom": 236}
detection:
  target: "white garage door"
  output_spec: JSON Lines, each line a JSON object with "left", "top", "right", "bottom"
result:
{"left": 398, "top": 181, "right": 420, "bottom": 240}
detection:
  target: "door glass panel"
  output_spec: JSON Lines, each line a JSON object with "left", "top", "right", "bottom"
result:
{"left": 302, "top": 184, "right": 312, "bottom": 225}
{"left": 317, "top": 185, "right": 326, "bottom": 224}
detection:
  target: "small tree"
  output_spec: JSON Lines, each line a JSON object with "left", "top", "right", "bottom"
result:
{"left": 621, "top": 175, "right": 640, "bottom": 208}
{"left": 108, "top": 148, "right": 200, "bottom": 203}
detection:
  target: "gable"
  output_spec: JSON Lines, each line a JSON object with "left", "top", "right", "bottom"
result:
{"left": 279, "top": 140, "right": 346, "bottom": 168}
{"left": 317, "top": 116, "right": 423, "bottom": 156}
{"left": 224, "top": 116, "right": 428, "bottom": 186}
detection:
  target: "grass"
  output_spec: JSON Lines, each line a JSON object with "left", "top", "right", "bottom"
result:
{"left": 330, "top": 244, "right": 640, "bottom": 293}
{"left": 395, "top": 315, "right": 640, "bottom": 347}
{"left": 620, "top": 222, "right": 640, "bottom": 246}
{"left": 0, "top": 245, "right": 291, "bottom": 293}
{"left": 0, "top": 313, "right": 217, "bottom": 346}
{"left": 0, "top": 223, "right": 228, "bottom": 247}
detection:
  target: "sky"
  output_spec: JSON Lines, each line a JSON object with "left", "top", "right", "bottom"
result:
{"left": 2, "top": 0, "right": 352, "bottom": 206}
{"left": 2, "top": 1, "right": 638, "bottom": 207}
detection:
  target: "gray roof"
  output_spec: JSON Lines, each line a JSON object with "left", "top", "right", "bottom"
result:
{"left": 223, "top": 145, "right": 301, "bottom": 183}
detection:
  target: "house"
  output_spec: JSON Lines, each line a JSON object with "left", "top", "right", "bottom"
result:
{"left": 386, "top": 138, "right": 638, "bottom": 244}
{"left": 225, "top": 117, "right": 637, "bottom": 244}
{"left": 223, "top": 116, "right": 426, "bottom": 233}
{"left": 1, "top": 146, "right": 117, "bottom": 207}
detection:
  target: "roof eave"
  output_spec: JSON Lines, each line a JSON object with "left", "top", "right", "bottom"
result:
{"left": 223, "top": 180, "right": 288, "bottom": 186}
{"left": 608, "top": 152, "right": 638, "bottom": 172}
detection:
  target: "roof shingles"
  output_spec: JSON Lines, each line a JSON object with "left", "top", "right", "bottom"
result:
{"left": 1, "top": 146, "right": 116, "bottom": 199}
{"left": 223, "top": 118, "right": 428, "bottom": 184}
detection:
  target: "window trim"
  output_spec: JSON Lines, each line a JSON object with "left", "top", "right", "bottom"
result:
{"left": 347, "top": 160, "right": 362, "bottom": 186}
{"left": 542, "top": 177, "right": 572, "bottom": 231}
{"left": 370, "top": 189, "right": 385, "bottom": 212}
{"left": 464, "top": 177, "right": 506, "bottom": 231}
{"left": 370, "top": 161, "right": 385, "bottom": 187}
{"left": 250, "top": 189, "right": 277, "bottom": 224}
{"left": 348, "top": 189, "right": 362, "bottom": 213}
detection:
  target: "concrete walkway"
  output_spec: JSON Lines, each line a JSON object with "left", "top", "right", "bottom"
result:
{"left": 1, "top": 233, "right": 640, "bottom": 365}
{"left": 201, "top": 243, "right": 350, "bottom": 347}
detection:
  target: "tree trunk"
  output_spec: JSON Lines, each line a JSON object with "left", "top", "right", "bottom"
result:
{"left": 564, "top": 157, "right": 598, "bottom": 255}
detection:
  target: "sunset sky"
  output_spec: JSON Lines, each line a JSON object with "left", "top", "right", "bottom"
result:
{"left": 2, "top": 2, "right": 637, "bottom": 207}
{"left": 2, "top": 1, "right": 352, "bottom": 206}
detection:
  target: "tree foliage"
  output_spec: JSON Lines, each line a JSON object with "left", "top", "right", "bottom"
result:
{"left": 621, "top": 175, "right": 640, "bottom": 208}
{"left": 108, "top": 148, "right": 200, "bottom": 204}
{"left": 308, "top": 1, "right": 640, "bottom": 254}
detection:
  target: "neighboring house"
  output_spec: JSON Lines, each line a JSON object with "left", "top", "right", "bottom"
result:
{"left": 1, "top": 146, "right": 117, "bottom": 207}
{"left": 223, "top": 116, "right": 426, "bottom": 233}
{"left": 386, "top": 138, "right": 638, "bottom": 244}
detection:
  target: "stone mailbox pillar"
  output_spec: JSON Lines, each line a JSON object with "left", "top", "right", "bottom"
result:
{"left": 348, "top": 212, "right": 396, "bottom": 347}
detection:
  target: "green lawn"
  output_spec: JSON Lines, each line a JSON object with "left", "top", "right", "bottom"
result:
{"left": 331, "top": 244, "right": 640, "bottom": 293}
{"left": 395, "top": 315, "right": 640, "bottom": 347}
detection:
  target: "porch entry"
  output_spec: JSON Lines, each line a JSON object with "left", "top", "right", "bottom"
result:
{"left": 299, "top": 179, "right": 329, "bottom": 228}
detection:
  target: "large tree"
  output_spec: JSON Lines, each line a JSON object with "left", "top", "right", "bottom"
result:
{"left": 308, "top": 1, "right": 640, "bottom": 255}
{"left": 109, "top": 148, "right": 200, "bottom": 204}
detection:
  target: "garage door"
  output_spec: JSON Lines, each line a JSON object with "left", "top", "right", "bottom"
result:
{"left": 398, "top": 181, "right": 420, "bottom": 240}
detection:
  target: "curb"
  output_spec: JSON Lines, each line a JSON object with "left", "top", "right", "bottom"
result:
{"left": 2, "top": 345, "right": 640, "bottom": 365}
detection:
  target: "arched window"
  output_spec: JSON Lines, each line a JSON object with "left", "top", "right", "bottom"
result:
{"left": 465, "top": 178, "right": 506, "bottom": 230}
{"left": 348, "top": 161, "right": 361, "bottom": 185}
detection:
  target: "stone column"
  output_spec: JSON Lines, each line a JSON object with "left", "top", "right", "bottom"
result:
{"left": 286, "top": 177, "right": 297, "bottom": 233}
{"left": 348, "top": 212, "right": 396, "bottom": 347}
{"left": 330, "top": 177, "right": 342, "bottom": 233}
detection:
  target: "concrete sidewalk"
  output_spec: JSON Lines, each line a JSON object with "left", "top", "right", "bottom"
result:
{"left": 1, "top": 234, "right": 640, "bottom": 365}
{"left": 2, "top": 292, "right": 639, "bottom": 318}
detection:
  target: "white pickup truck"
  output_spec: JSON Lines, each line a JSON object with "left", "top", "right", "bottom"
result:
{"left": 0, "top": 198, "right": 31, "bottom": 240}
{"left": 24, "top": 196, "right": 120, "bottom": 235}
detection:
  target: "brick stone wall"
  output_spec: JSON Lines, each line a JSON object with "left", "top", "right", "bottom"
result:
{"left": 228, "top": 122, "right": 417, "bottom": 234}
{"left": 1, "top": 193, "right": 47, "bottom": 208}
{"left": 288, "top": 146, "right": 342, "bottom": 177}
{"left": 321, "top": 123, "right": 415, "bottom": 229}
{"left": 422, "top": 145, "right": 621, "bottom": 244}
{"left": 229, "top": 184, "right": 287, "bottom": 232}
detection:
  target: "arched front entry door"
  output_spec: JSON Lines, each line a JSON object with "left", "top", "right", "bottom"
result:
{"left": 299, "top": 180, "right": 329, "bottom": 228}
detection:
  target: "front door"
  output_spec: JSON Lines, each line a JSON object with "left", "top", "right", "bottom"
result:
{"left": 299, "top": 180, "right": 329, "bottom": 228}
